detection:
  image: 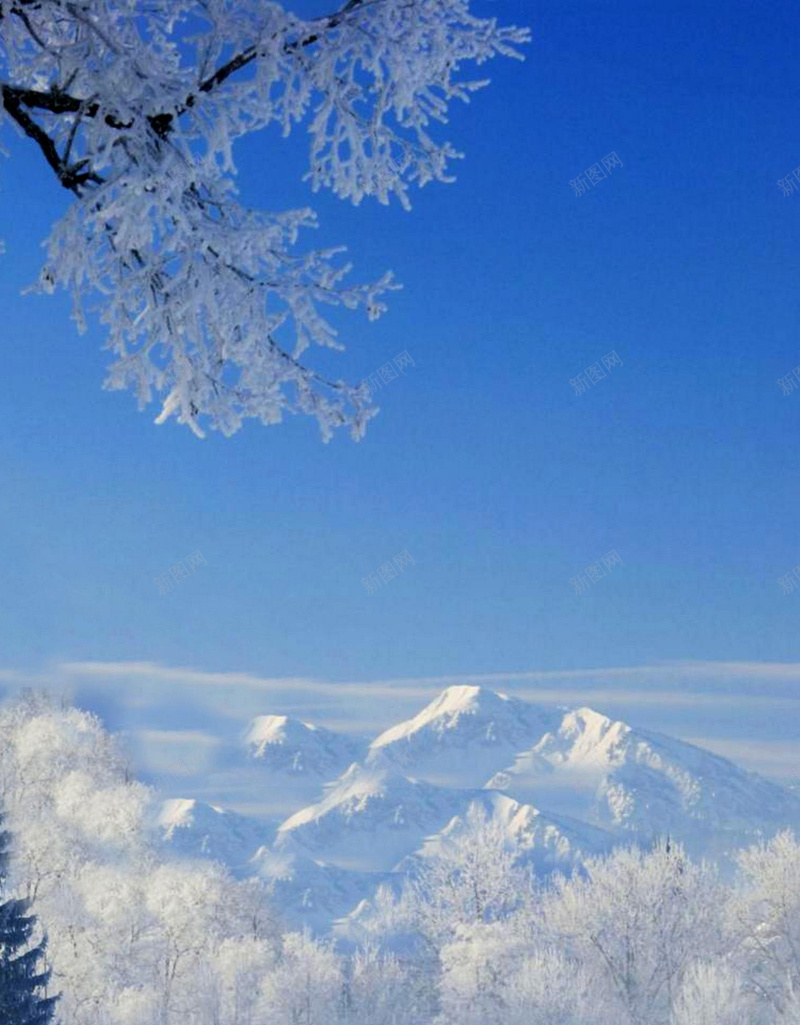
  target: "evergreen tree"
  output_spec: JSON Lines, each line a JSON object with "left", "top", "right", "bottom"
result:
{"left": 0, "top": 815, "right": 58, "bottom": 1025}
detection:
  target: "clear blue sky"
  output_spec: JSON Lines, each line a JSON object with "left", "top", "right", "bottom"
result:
{"left": 1, "top": 0, "right": 799, "bottom": 688}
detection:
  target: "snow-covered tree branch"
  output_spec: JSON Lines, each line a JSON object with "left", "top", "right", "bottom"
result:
{"left": 0, "top": 0, "right": 529, "bottom": 438}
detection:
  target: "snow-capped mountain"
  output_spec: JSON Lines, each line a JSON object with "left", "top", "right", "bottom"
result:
{"left": 275, "top": 750, "right": 612, "bottom": 878}
{"left": 275, "top": 759, "right": 478, "bottom": 872}
{"left": 242, "top": 714, "right": 364, "bottom": 816}
{"left": 485, "top": 706, "right": 800, "bottom": 858}
{"left": 399, "top": 789, "right": 615, "bottom": 877}
{"left": 157, "top": 798, "right": 274, "bottom": 874}
{"left": 250, "top": 845, "right": 393, "bottom": 933}
{"left": 245, "top": 715, "right": 362, "bottom": 774}
{"left": 154, "top": 686, "right": 800, "bottom": 931}
{"left": 366, "top": 685, "right": 558, "bottom": 788}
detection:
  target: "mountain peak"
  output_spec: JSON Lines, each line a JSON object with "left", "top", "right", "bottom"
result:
{"left": 158, "top": 797, "right": 202, "bottom": 826}
{"left": 427, "top": 684, "right": 502, "bottom": 714}
{"left": 367, "top": 685, "right": 556, "bottom": 788}
{"left": 243, "top": 714, "right": 362, "bottom": 781}
{"left": 370, "top": 685, "right": 519, "bottom": 750}
{"left": 556, "top": 707, "right": 629, "bottom": 752}
{"left": 245, "top": 715, "right": 317, "bottom": 755}
{"left": 488, "top": 706, "right": 800, "bottom": 858}
{"left": 157, "top": 798, "right": 273, "bottom": 875}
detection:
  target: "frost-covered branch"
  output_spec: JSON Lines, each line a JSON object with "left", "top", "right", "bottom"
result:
{"left": 0, "top": 0, "right": 529, "bottom": 438}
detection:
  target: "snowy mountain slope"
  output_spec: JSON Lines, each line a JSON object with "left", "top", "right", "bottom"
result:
{"left": 241, "top": 715, "right": 365, "bottom": 817}
{"left": 250, "top": 844, "right": 394, "bottom": 933}
{"left": 274, "top": 759, "right": 474, "bottom": 872}
{"left": 399, "top": 789, "right": 615, "bottom": 877}
{"left": 274, "top": 748, "right": 612, "bottom": 879}
{"left": 155, "top": 688, "right": 800, "bottom": 932}
{"left": 157, "top": 798, "right": 274, "bottom": 874}
{"left": 485, "top": 706, "right": 800, "bottom": 858}
{"left": 366, "top": 685, "right": 559, "bottom": 788}
{"left": 334, "top": 792, "right": 615, "bottom": 946}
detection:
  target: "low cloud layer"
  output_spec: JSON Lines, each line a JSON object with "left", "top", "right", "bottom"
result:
{"left": 3, "top": 659, "right": 800, "bottom": 796}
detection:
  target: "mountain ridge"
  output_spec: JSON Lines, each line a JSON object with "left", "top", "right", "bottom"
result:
{"left": 157, "top": 685, "right": 800, "bottom": 931}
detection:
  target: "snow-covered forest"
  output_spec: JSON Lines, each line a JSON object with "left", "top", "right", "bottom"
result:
{"left": 4, "top": 690, "right": 800, "bottom": 1025}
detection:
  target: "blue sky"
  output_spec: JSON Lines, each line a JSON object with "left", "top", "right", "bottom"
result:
{"left": 1, "top": 0, "right": 799, "bottom": 766}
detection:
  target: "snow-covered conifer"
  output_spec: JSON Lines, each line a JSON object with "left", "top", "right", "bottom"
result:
{"left": 0, "top": 814, "right": 59, "bottom": 1025}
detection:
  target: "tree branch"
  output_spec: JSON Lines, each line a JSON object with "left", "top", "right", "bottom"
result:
{"left": 193, "top": 0, "right": 365, "bottom": 97}
{"left": 1, "top": 0, "right": 369, "bottom": 151}
{"left": 0, "top": 84, "right": 101, "bottom": 193}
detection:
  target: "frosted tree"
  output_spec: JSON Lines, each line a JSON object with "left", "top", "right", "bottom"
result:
{"left": 502, "top": 945, "right": 609, "bottom": 1025}
{"left": 261, "top": 929, "right": 342, "bottom": 1025}
{"left": 341, "top": 942, "right": 417, "bottom": 1025}
{"left": 0, "top": 813, "right": 59, "bottom": 1025}
{"left": 401, "top": 802, "right": 530, "bottom": 1021}
{"left": 731, "top": 830, "right": 800, "bottom": 1019}
{"left": 438, "top": 929, "right": 607, "bottom": 1025}
{"left": 545, "top": 840, "right": 725, "bottom": 1025}
{"left": 406, "top": 802, "right": 529, "bottom": 949}
{"left": 0, "top": 0, "right": 529, "bottom": 439}
{"left": 0, "top": 692, "right": 284, "bottom": 1025}
{"left": 670, "top": 963, "right": 755, "bottom": 1025}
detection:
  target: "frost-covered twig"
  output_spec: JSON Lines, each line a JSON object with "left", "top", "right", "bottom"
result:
{"left": 0, "top": 0, "right": 529, "bottom": 438}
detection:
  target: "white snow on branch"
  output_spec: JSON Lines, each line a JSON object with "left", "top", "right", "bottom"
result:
{"left": 0, "top": 0, "right": 529, "bottom": 437}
